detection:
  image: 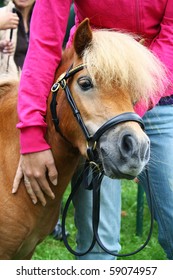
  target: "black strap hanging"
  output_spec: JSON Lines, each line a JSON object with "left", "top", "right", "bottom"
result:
{"left": 61, "top": 167, "right": 154, "bottom": 258}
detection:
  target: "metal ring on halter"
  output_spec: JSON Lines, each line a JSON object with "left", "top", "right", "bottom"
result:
{"left": 51, "top": 72, "right": 67, "bottom": 92}
{"left": 86, "top": 140, "right": 97, "bottom": 150}
{"left": 89, "top": 161, "right": 101, "bottom": 172}
{"left": 86, "top": 140, "right": 98, "bottom": 161}
{"left": 51, "top": 83, "right": 60, "bottom": 92}
{"left": 60, "top": 79, "right": 67, "bottom": 90}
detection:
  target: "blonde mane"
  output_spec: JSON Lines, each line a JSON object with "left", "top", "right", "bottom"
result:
{"left": 83, "top": 30, "right": 168, "bottom": 104}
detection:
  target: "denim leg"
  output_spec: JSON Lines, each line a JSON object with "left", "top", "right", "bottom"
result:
{"left": 139, "top": 105, "right": 173, "bottom": 260}
{"left": 72, "top": 175, "right": 121, "bottom": 260}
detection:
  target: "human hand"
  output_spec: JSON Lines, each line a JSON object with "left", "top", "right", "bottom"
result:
{"left": 0, "top": 12, "right": 19, "bottom": 30}
{"left": 12, "top": 150, "right": 58, "bottom": 206}
{"left": 0, "top": 39, "right": 15, "bottom": 54}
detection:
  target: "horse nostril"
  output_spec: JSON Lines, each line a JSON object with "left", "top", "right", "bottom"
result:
{"left": 119, "top": 133, "right": 150, "bottom": 161}
{"left": 120, "top": 134, "right": 135, "bottom": 156}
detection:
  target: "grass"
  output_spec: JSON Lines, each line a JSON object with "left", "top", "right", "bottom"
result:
{"left": 118, "top": 181, "right": 166, "bottom": 260}
{"left": 32, "top": 180, "right": 167, "bottom": 260}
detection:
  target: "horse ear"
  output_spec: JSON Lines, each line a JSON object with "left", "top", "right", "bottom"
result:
{"left": 73, "top": 18, "right": 93, "bottom": 57}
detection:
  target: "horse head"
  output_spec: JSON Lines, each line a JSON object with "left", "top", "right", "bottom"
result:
{"left": 48, "top": 19, "right": 166, "bottom": 180}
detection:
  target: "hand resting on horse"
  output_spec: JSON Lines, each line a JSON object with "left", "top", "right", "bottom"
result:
{"left": 12, "top": 149, "right": 58, "bottom": 206}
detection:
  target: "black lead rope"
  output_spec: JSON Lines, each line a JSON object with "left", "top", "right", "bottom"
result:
{"left": 92, "top": 168, "right": 154, "bottom": 257}
{"left": 61, "top": 166, "right": 154, "bottom": 258}
{"left": 61, "top": 161, "right": 103, "bottom": 256}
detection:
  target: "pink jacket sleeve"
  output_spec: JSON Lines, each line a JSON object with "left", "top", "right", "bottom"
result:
{"left": 17, "top": 0, "right": 72, "bottom": 153}
{"left": 135, "top": 0, "right": 173, "bottom": 117}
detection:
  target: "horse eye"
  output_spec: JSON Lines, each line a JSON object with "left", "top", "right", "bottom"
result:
{"left": 77, "top": 77, "right": 93, "bottom": 91}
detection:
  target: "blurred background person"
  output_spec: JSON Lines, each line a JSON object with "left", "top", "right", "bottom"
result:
{"left": 0, "top": 0, "right": 35, "bottom": 75}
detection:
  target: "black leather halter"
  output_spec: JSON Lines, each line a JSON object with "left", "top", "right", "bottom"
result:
{"left": 50, "top": 64, "right": 153, "bottom": 257}
{"left": 51, "top": 64, "right": 144, "bottom": 162}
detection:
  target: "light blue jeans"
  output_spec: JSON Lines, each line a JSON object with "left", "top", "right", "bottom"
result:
{"left": 72, "top": 176, "right": 121, "bottom": 260}
{"left": 138, "top": 105, "right": 173, "bottom": 260}
{"left": 72, "top": 105, "right": 173, "bottom": 260}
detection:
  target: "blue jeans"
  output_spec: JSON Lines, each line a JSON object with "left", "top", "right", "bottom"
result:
{"left": 72, "top": 176, "right": 121, "bottom": 260}
{"left": 138, "top": 105, "right": 173, "bottom": 260}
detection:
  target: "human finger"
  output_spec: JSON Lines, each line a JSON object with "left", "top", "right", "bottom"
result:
{"left": 10, "top": 19, "right": 19, "bottom": 29}
{"left": 12, "top": 163, "right": 23, "bottom": 194}
{"left": 37, "top": 175, "right": 55, "bottom": 200}
{"left": 28, "top": 177, "right": 47, "bottom": 207}
{"left": 47, "top": 161, "right": 58, "bottom": 186}
{"left": 24, "top": 176, "right": 38, "bottom": 205}
{"left": 8, "top": 13, "right": 19, "bottom": 28}
{"left": 3, "top": 42, "right": 15, "bottom": 54}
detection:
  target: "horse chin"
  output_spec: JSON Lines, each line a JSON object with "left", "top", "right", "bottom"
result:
{"left": 101, "top": 159, "right": 142, "bottom": 180}
{"left": 98, "top": 145, "right": 148, "bottom": 180}
{"left": 108, "top": 171, "right": 136, "bottom": 180}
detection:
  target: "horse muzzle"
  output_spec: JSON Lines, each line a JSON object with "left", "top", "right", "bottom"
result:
{"left": 98, "top": 124, "right": 150, "bottom": 179}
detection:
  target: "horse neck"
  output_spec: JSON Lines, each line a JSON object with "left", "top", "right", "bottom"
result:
{"left": 0, "top": 81, "right": 19, "bottom": 134}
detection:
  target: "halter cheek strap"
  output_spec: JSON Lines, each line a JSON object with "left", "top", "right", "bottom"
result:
{"left": 51, "top": 64, "right": 91, "bottom": 142}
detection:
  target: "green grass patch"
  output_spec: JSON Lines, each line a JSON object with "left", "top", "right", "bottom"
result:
{"left": 32, "top": 180, "right": 167, "bottom": 260}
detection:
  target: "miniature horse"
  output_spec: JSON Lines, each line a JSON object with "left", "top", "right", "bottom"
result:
{"left": 0, "top": 19, "right": 166, "bottom": 259}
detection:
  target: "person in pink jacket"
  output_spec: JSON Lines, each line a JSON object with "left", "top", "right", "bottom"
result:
{"left": 13, "top": 0, "right": 173, "bottom": 259}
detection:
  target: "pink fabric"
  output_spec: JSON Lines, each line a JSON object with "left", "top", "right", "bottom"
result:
{"left": 17, "top": 0, "right": 173, "bottom": 153}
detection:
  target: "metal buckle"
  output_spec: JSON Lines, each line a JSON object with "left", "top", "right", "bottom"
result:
{"left": 51, "top": 83, "right": 60, "bottom": 92}
{"left": 51, "top": 72, "right": 67, "bottom": 92}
